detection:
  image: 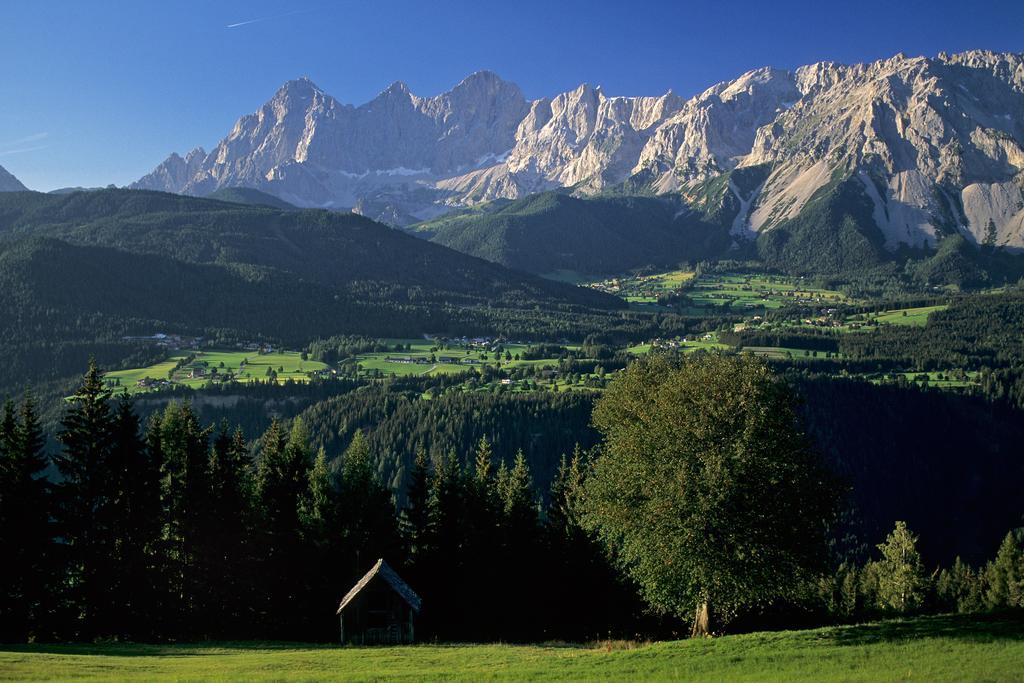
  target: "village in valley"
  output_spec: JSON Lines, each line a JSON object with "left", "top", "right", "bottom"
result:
{"left": 103, "top": 268, "right": 979, "bottom": 398}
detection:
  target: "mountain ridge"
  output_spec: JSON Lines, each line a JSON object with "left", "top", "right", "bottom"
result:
{"left": 0, "top": 164, "right": 28, "bottom": 192}
{"left": 133, "top": 50, "right": 1024, "bottom": 252}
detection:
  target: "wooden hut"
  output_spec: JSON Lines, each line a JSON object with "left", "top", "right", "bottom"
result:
{"left": 336, "top": 559, "right": 422, "bottom": 644}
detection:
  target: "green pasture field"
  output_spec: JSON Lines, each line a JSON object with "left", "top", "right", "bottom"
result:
{"left": 1, "top": 613, "right": 1020, "bottom": 682}
{"left": 686, "top": 273, "right": 848, "bottom": 310}
{"left": 861, "top": 305, "right": 948, "bottom": 327}
{"left": 104, "top": 350, "right": 328, "bottom": 393}
{"left": 350, "top": 339, "right": 536, "bottom": 378}
{"left": 352, "top": 339, "right": 573, "bottom": 378}
{"left": 584, "top": 269, "right": 695, "bottom": 304}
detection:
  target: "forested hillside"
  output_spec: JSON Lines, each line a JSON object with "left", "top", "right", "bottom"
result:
{"left": 0, "top": 189, "right": 630, "bottom": 394}
{"left": 413, "top": 184, "right": 1024, "bottom": 283}
{"left": 414, "top": 192, "right": 733, "bottom": 277}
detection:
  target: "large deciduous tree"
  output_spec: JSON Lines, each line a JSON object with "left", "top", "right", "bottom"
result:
{"left": 583, "top": 354, "right": 838, "bottom": 636}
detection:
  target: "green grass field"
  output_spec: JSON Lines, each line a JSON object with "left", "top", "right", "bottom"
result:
{"left": 585, "top": 269, "right": 695, "bottom": 304}
{"left": 353, "top": 340, "right": 569, "bottom": 379}
{"left": 868, "top": 305, "right": 948, "bottom": 326}
{"left": 590, "top": 270, "right": 848, "bottom": 313}
{"left": 686, "top": 273, "right": 848, "bottom": 310}
{"left": 105, "top": 350, "right": 328, "bottom": 393}
{"left": 1, "top": 614, "right": 1020, "bottom": 682}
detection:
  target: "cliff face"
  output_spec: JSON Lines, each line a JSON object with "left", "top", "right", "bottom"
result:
{"left": 134, "top": 51, "right": 1024, "bottom": 248}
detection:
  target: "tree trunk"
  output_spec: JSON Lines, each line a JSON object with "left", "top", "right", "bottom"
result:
{"left": 691, "top": 599, "right": 712, "bottom": 638}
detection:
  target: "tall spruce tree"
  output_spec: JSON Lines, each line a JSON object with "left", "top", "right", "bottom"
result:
{"left": 985, "top": 531, "right": 1024, "bottom": 609}
{"left": 299, "top": 446, "right": 337, "bottom": 547}
{"left": 206, "top": 423, "right": 254, "bottom": 636}
{"left": 55, "top": 361, "right": 117, "bottom": 639}
{"left": 401, "top": 446, "right": 433, "bottom": 565}
{"left": 337, "top": 430, "right": 400, "bottom": 580}
{"left": 252, "top": 417, "right": 311, "bottom": 636}
{"left": 154, "top": 402, "right": 213, "bottom": 637}
{"left": 0, "top": 393, "right": 53, "bottom": 642}
{"left": 106, "top": 392, "right": 161, "bottom": 638}
{"left": 298, "top": 444, "right": 342, "bottom": 639}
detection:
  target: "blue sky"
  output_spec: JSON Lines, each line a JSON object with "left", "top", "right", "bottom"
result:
{"left": 2, "top": 0, "right": 1022, "bottom": 191}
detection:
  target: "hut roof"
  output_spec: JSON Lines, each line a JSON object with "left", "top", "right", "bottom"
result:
{"left": 336, "top": 558, "right": 422, "bottom": 615}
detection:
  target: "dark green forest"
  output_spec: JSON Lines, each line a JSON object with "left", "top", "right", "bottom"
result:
{"left": 2, "top": 360, "right": 1021, "bottom": 644}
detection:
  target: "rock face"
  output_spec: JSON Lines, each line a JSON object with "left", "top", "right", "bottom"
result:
{"left": 134, "top": 51, "right": 1024, "bottom": 248}
{"left": 0, "top": 165, "right": 28, "bottom": 192}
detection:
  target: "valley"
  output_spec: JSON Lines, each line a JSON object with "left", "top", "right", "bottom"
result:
{"left": 2, "top": 10, "right": 1023, "bottom": 675}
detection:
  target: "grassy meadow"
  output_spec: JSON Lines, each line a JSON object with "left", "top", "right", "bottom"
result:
{"left": 104, "top": 350, "right": 328, "bottom": 393}
{"left": 1, "top": 614, "right": 1020, "bottom": 682}
{"left": 855, "top": 305, "right": 948, "bottom": 327}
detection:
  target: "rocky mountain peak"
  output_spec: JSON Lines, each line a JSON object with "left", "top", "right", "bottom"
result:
{"left": 0, "top": 164, "right": 28, "bottom": 192}
{"left": 132, "top": 52, "right": 1024, "bottom": 247}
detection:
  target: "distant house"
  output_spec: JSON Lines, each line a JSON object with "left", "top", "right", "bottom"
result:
{"left": 336, "top": 559, "right": 421, "bottom": 645}
{"left": 385, "top": 356, "right": 428, "bottom": 365}
{"left": 437, "top": 356, "right": 458, "bottom": 364}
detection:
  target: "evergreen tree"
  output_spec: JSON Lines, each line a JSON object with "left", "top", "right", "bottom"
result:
{"left": 206, "top": 422, "right": 253, "bottom": 636}
{"left": 875, "top": 521, "right": 927, "bottom": 613}
{"left": 54, "top": 361, "right": 117, "bottom": 639}
{"left": 985, "top": 531, "right": 1024, "bottom": 609}
{"left": 547, "top": 446, "right": 587, "bottom": 540}
{"left": 936, "top": 557, "right": 985, "bottom": 614}
{"left": 401, "top": 446, "right": 433, "bottom": 564}
{"left": 106, "top": 392, "right": 161, "bottom": 638}
{"left": 0, "top": 392, "right": 53, "bottom": 642}
{"left": 298, "top": 443, "right": 343, "bottom": 640}
{"left": 337, "top": 430, "right": 400, "bottom": 580}
{"left": 299, "top": 446, "right": 336, "bottom": 546}
{"left": 252, "top": 417, "right": 311, "bottom": 637}
{"left": 155, "top": 402, "right": 213, "bottom": 637}
{"left": 471, "top": 436, "right": 494, "bottom": 493}
{"left": 498, "top": 449, "right": 536, "bottom": 524}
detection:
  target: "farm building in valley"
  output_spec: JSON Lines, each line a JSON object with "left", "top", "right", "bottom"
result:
{"left": 336, "top": 559, "right": 422, "bottom": 644}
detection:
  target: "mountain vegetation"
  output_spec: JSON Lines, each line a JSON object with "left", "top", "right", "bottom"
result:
{"left": 413, "top": 192, "right": 732, "bottom": 277}
{"left": 1, "top": 359, "right": 1021, "bottom": 645}
{"left": 0, "top": 189, "right": 631, "bottom": 394}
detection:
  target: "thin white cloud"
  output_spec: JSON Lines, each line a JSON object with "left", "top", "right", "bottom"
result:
{"left": 226, "top": 9, "right": 315, "bottom": 29}
{"left": 0, "top": 145, "right": 49, "bottom": 157}
{"left": 1, "top": 132, "right": 48, "bottom": 147}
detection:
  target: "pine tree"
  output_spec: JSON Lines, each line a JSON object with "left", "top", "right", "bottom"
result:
{"left": 206, "top": 422, "right": 253, "bottom": 636}
{"left": 252, "top": 417, "right": 311, "bottom": 636}
{"left": 299, "top": 446, "right": 336, "bottom": 545}
{"left": 936, "top": 557, "right": 985, "bottom": 614}
{"left": 472, "top": 436, "right": 494, "bottom": 491}
{"left": 875, "top": 521, "right": 927, "bottom": 613}
{"left": 106, "top": 392, "right": 161, "bottom": 638}
{"left": 401, "top": 446, "right": 433, "bottom": 563}
{"left": 494, "top": 449, "right": 538, "bottom": 639}
{"left": 155, "top": 402, "right": 213, "bottom": 637}
{"left": 54, "top": 361, "right": 117, "bottom": 639}
{"left": 499, "top": 449, "right": 535, "bottom": 523}
{"left": 337, "top": 429, "right": 399, "bottom": 580}
{"left": 0, "top": 392, "right": 53, "bottom": 642}
{"left": 547, "top": 445, "right": 586, "bottom": 539}
{"left": 422, "top": 449, "right": 465, "bottom": 638}
{"left": 985, "top": 531, "right": 1024, "bottom": 609}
